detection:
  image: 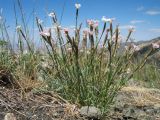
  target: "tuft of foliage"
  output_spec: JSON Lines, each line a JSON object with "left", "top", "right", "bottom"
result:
{"left": 37, "top": 8, "right": 152, "bottom": 114}
{"left": 134, "top": 63, "right": 160, "bottom": 89}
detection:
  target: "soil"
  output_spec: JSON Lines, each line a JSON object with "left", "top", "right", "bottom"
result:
{"left": 1, "top": 80, "right": 160, "bottom": 120}
{"left": 0, "top": 87, "right": 84, "bottom": 120}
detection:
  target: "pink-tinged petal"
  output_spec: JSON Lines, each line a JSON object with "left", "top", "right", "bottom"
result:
{"left": 89, "top": 31, "right": 94, "bottom": 35}
{"left": 40, "top": 29, "right": 51, "bottom": 37}
{"left": 132, "top": 44, "right": 140, "bottom": 51}
{"left": 94, "top": 23, "right": 99, "bottom": 28}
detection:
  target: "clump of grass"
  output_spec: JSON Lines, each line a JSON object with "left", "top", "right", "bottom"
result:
{"left": 1, "top": 1, "right": 158, "bottom": 116}
{"left": 0, "top": 4, "right": 42, "bottom": 92}
{"left": 134, "top": 63, "right": 160, "bottom": 89}
{"left": 37, "top": 4, "right": 152, "bottom": 114}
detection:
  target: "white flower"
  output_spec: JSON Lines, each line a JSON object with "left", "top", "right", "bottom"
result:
{"left": 38, "top": 19, "right": 43, "bottom": 24}
{"left": 40, "top": 29, "right": 51, "bottom": 37}
{"left": 125, "top": 46, "right": 129, "bottom": 50}
{"left": 42, "top": 62, "right": 48, "bottom": 68}
{"left": 48, "top": 12, "right": 55, "bottom": 18}
{"left": 127, "top": 68, "right": 131, "bottom": 74}
{"left": 101, "top": 16, "right": 107, "bottom": 22}
{"left": 16, "top": 25, "right": 21, "bottom": 31}
{"left": 132, "top": 44, "right": 140, "bottom": 51}
{"left": 129, "top": 26, "right": 135, "bottom": 32}
{"left": 75, "top": 3, "right": 81, "bottom": 9}
{"left": 58, "top": 25, "right": 62, "bottom": 29}
{"left": 101, "top": 16, "right": 115, "bottom": 23}
{"left": 23, "top": 50, "right": 28, "bottom": 54}
{"left": 152, "top": 43, "right": 160, "bottom": 49}
{"left": 67, "top": 47, "right": 72, "bottom": 52}
{"left": 86, "top": 51, "right": 90, "bottom": 55}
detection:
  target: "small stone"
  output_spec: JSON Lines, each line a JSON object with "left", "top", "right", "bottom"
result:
{"left": 122, "top": 107, "right": 135, "bottom": 118}
{"left": 80, "top": 106, "right": 101, "bottom": 120}
{"left": 4, "top": 113, "right": 16, "bottom": 120}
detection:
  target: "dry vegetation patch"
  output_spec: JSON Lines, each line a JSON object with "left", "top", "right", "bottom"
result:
{"left": 121, "top": 86, "right": 160, "bottom": 106}
{"left": 0, "top": 86, "right": 82, "bottom": 120}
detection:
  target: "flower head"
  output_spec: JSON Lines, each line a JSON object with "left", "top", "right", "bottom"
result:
{"left": 48, "top": 12, "right": 55, "bottom": 18}
{"left": 38, "top": 19, "right": 43, "bottom": 24}
{"left": 87, "top": 19, "right": 94, "bottom": 26}
{"left": 128, "top": 26, "right": 135, "bottom": 32}
{"left": 87, "top": 19, "right": 99, "bottom": 28}
{"left": 101, "top": 16, "right": 115, "bottom": 23}
{"left": 16, "top": 25, "right": 21, "bottom": 31}
{"left": 132, "top": 44, "right": 140, "bottom": 51}
{"left": 63, "top": 28, "right": 69, "bottom": 34}
{"left": 113, "top": 35, "right": 122, "bottom": 43}
{"left": 125, "top": 46, "right": 129, "bottom": 50}
{"left": 152, "top": 43, "right": 160, "bottom": 49}
{"left": 75, "top": 3, "right": 81, "bottom": 9}
{"left": 40, "top": 29, "right": 51, "bottom": 37}
{"left": 126, "top": 68, "right": 131, "bottom": 74}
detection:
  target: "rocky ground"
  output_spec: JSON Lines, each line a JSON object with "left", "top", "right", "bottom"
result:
{"left": 1, "top": 79, "right": 160, "bottom": 120}
{"left": 107, "top": 86, "right": 160, "bottom": 120}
